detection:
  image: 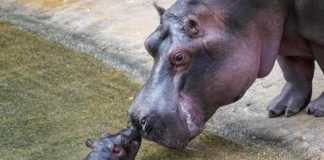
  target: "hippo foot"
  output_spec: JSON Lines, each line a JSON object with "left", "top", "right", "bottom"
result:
{"left": 307, "top": 92, "right": 324, "bottom": 117}
{"left": 267, "top": 83, "right": 311, "bottom": 118}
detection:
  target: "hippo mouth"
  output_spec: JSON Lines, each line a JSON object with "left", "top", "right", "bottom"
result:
{"left": 125, "top": 128, "right": 142, "bottom": 147}
{"left": 138, "top": 120, "right": 191, "bottom": 149}
{"left": 134, "top": 93, "right": 205, "bottom": 149}
{"left": 137, "top": 112, "right": 203, "bottom": 149}
{"left": 119, "top": 127, "right": 142, "bottom": 152}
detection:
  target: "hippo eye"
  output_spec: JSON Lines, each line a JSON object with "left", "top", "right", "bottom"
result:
{"left": 171, "top": 52, "right": 186, "bottom": 66}
{"left": 170, "top": 52, "right": 191, "bottom": 72}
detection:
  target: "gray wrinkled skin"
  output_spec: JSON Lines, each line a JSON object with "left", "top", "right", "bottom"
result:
{"left": 129, "top": 0, "right": 324, "bottom": 149}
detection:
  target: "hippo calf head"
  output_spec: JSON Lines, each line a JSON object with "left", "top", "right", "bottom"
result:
{"left": 129, "top": 0, "right": 285, "bottom": 149}
{"left": 85, "top": 128, "right": 141, "bottom": 160}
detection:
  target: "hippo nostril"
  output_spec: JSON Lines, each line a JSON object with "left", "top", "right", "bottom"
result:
{"left": 140, "top": 117, "right": 147, "bottom": 126}
{"left": 140, "top": 116, "right": 154, "bottom": 134}
{"left": 130, "top": 114, "right": 154, "bottom": 134}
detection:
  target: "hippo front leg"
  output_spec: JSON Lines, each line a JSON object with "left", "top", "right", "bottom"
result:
{"left": 306, "top": 43, "right": 324, "bottom": 117}
{"left": 307, "top": 92, "right": 324, "bottom": 117}
{"left": 268, "top": 55, "right": 314, "bottom": 118}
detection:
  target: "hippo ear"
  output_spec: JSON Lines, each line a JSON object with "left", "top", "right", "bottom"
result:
{"left": 184, "top": 15, "right": 202, "bottom": 37}
{"left": 85, "top": 139, "right": 94, "bottom": 149}
{"left": 153, "top": 2, "right": 165, "bottom": 17}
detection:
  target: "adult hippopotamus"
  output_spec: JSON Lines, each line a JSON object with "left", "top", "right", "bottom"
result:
{"left": 85, "top": 128, "right": 141, "bottom": 160}
{"left": 128, "top": 0, "right": 324, "bottom": 149}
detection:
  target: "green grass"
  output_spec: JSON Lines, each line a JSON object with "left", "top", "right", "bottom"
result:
{"left": 0, "top": 22, "right": 288, "bottom": 160}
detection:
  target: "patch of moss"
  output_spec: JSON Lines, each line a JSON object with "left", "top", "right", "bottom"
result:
{"left": 0, "top": 21, "right": 137, "bottom": 160}
{"left": 0, "top": 22, "right": 289, "bottom": 160}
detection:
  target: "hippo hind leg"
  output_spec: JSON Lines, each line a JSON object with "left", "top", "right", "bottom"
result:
{"left": 268, "top": 55, "right": 314, "bottom": 118}
{"left": 306, "top": 43, "right": 324, "bottom": 117}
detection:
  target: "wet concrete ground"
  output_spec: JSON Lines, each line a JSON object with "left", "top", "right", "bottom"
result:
{"left": 0, "top": 0, "right": 323, "bottom": 159}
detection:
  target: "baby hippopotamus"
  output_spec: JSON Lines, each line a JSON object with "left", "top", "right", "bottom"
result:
{"left": 85, "top": 128, "right": 141, "bottom": 160}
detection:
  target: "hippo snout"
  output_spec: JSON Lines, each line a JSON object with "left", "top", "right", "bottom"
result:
{"left": 128, "top": 100, "right": 194, "bottom": 149}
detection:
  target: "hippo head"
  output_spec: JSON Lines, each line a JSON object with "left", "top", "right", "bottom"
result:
{"left": 129, "top": 0, "right": 285, "bottom": 149}
{"left": 85, "top": 128, "right": 141, "bottom": 160}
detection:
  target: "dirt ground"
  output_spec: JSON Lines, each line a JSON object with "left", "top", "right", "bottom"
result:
{"left": 0, "top": 0, "right": 323, "bottom": 159}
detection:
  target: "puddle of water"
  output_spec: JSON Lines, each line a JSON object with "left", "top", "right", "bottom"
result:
{"left": 18, "top": 0, "right": 75, "bottom": 9}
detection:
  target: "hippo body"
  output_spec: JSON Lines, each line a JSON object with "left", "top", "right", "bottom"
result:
{"left": 129, "top": 0, "right": 324, "bottom": 149}
{"left": 85, "top": 128, "right": 141, "bottom": 160}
